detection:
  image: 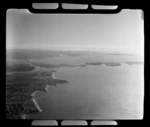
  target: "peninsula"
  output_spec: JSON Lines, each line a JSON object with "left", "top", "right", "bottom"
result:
{"left": 6, "top": 63, "right": 68, "bottom": 119}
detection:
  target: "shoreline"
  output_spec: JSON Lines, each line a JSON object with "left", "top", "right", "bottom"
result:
{"left": 23, "top": 61, "right": 142, "bottom": 119}
{"left": 22, "top": 98, "right": 42, "bottom": 119}
{"left": 32, "top": 98, "right": 43, "bottom": 112}
{"left": 45, "top": 85, "right": 49, "bottom": 91}
{"left": 51, "top": 71, "right": 57, "bottom": 79}
{"left": 23, "top": 70, "right": 66, "bottom": 119}
{"left": 31, "top": 91, "right": 40, "bottom": 97}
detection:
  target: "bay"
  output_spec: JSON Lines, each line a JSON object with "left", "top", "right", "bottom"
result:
{"left": 28, "top": 54, "right": 144, "bottom": 119}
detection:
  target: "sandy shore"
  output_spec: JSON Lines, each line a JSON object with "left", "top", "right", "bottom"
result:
{"left": 45, "top": 85, "right": 50, "bottom": 91}
{"left": 31, "top": 91, "right": 40, "bottom": 97}
{"left": 32, "top": 98, "right": 43, "bottom": 112}
{"left": 51, "top": 72, "right": 57, "bottom": 79}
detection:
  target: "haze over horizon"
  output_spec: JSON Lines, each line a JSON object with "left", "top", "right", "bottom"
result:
{"left": 6, "top": 9, "right": 144, "bottom": 55}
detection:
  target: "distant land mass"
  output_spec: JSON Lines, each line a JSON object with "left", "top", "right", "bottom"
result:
{"left": 106, "top": 53, "right": 134, "bottom": 56}
{"left": 28, "top": 61, "right": 143, "bottom": 69}
{"left": 7, "top": 49, "right": 136, "bottom": 60}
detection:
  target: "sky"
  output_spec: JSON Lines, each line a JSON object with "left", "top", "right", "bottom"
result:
{"left": 6, "top": 9, "right": 144, "bottom": 55}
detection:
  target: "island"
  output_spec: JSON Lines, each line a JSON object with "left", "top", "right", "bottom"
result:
{"left": 124, "top": 62, "right": 143, "bottom": 65}
{"left": 85, "top": 62, "right": 121, "bottom": 66}
{"left": 29, "top": 61, "right": 122, "bottom": 69}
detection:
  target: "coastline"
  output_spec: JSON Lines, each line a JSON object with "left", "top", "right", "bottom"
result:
{"left": 32, "top": 98, "right": 43, "bottom": 112}
{"left": 51, "top": 72, "right": 57, "bottom": 79}
{"left": 6, "top": 59, "right": 143, "bottom": 119}
{"left": 31, "top": 91, "right": 40, "bottom": 97}
{"left": 45, "top": 85, "right": 49, "bottom": 91}
{"left": 23, "top": 70, "right": 67, "bottom": 119}
{"left": 22, "top": 61, "right": 144, "bottom": 119}
{"left": 20, "top": 97, "right": 43, "bottom": 119}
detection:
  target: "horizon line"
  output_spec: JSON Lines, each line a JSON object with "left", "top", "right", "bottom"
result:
{"left": 6, "top": 48, "right": 137, "bottom": 55}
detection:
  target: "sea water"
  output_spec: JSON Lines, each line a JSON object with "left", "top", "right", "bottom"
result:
{"left": 28, "top": 54, "right": 144, "bottom": 119}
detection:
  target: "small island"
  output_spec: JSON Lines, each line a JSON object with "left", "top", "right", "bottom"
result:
{"left": 124, "top": 62, "right": 143, "bottom": 65}
{"left": 85, "top": 62, "right": 121, "bottom": 66}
